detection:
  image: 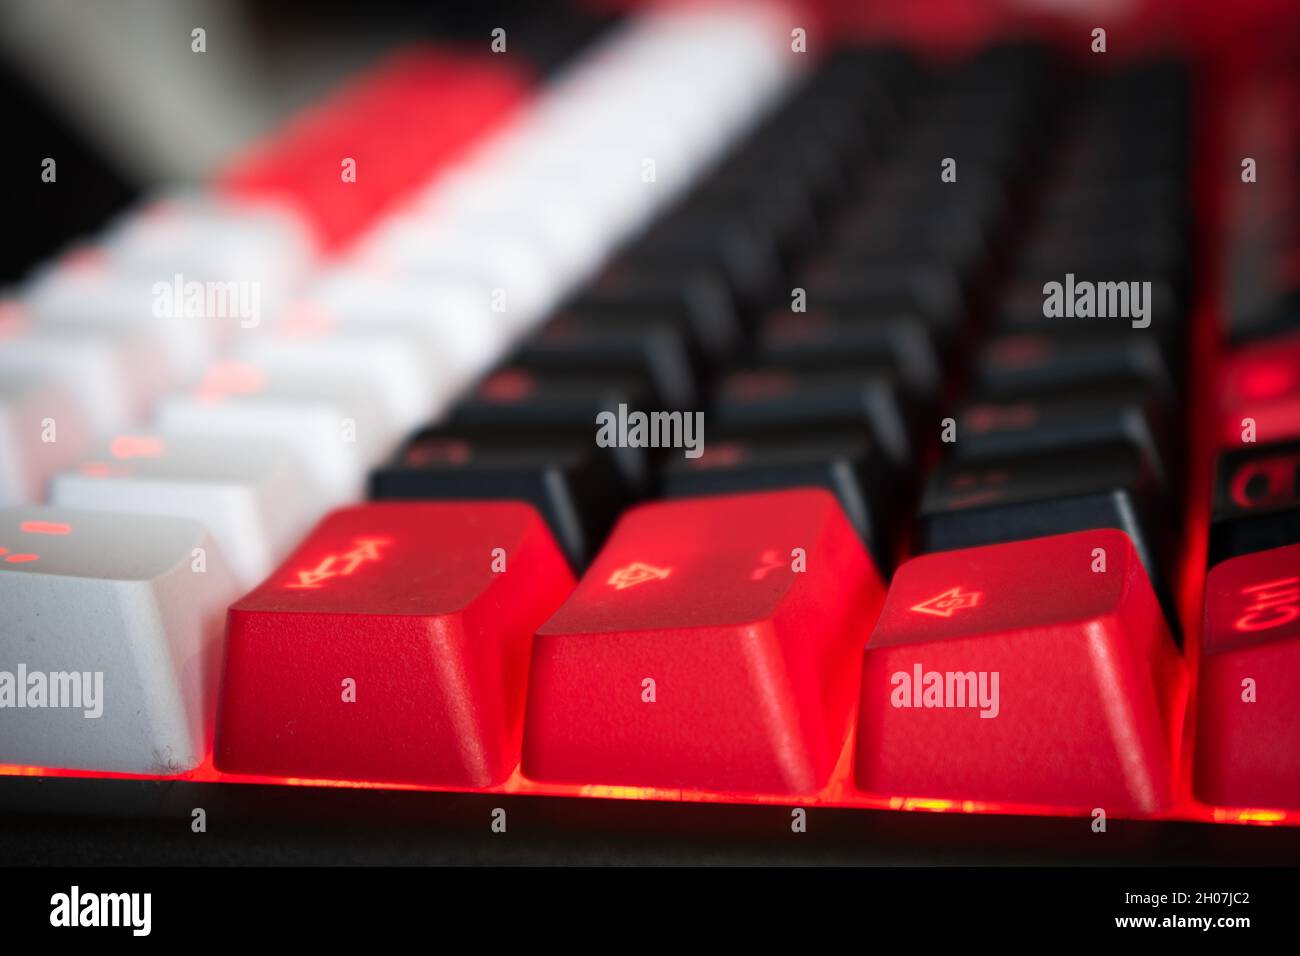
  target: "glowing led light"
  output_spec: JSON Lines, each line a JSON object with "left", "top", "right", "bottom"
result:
{"left": 110, "top": 435, "right": 165, "bottom": 459}
{"left": 966, "top": 403, "right": 1037, "bottom": 433}
{"left": 689, "top": 442, "right": 746, "bottom": 469}
{"left": 196, "top": 361, "right": 266, "bottom": 403}
{"left": 277, "top": 301, "right": 335, "bottom": 340}
{"left": 19, "top": 521, "right": 71, "bottom": 536}
{"left": 727, "top": 370, "right": 793, "bottom": 400}
{"left": 406, "top": 439, "right": 472, "bottom": 466}
{"left": 80, "top": 462, "right": 129, "bottom": 478}
{"left": 993, "top": 336, "right": 1049, "bottom": 367}
{"left": 479, "top": 370, "right": 534, "bottom": 402}
{"left": 607, "top": 562, "right": 672, "bottom": 590}
{"left": 5, "top": 554, "right": 39, "bottom": 564}
{"left": 285, "top": 536, "right": 392, "bottom": 589}
{"left": 1213, "top": 808, "right": 1288, "bottom": 825}
{"left": 902, "top": 797, "right": 958, "bottom": 812}
{"left": 750, "top": 549, "right": 783, "bottom": 581}
{"left": 1237, "top": 358, "right": 1299, "bottom": 400}
{"left": 1233, "top": 576, "right": 1300, "bottom": 632}
{"left": 911, "top": 587, "right": 983, "bottom": 618}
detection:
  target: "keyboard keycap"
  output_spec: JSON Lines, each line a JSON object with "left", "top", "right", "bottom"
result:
{"left": 855, "top": 529, "right": 1185, "bottom": 813}
{"left": 660, "top": 430, "right": 889, "bottom": 559}
{"left": 23, "top": 260, "right": 221, "bottom": 378}
{"left": 512, "top": 317, "right": 697, "bottom": 410}
{"left": 714, "top": 367, "right": 913, "bottom": 469}
{"left": 1209, "top": 438, "right": 1300, "bottom": 565}
{"left": 918, "top": 442, "right": 1167, "bottom": 576}
{"left": 0, "top": 327, "right": 172, "bottom": 435}
{"left": 234, "top": 324, "right": 445, "bottom": 432}
{"left": 369, "top": 428, "right": 626, "bottom": 569}
{"left": 1194, "top": 542, "right": 1300, "bottom": 809}
{"left": 522, "top": 489, "right": 885, "bottom": 794}
{"left": 0, "top": 376, "right": 91, "bottom": 506}
{"left": 50, "top": 431, "right": 318, "bottom": 589}
{"left": 0, "top": 507, "right": 239, "bottom": 774}
{"left": 1217, "top": 332, "right": 1300, "bottom": 447}
{"left": 756, "top": 310, "right": 942, "bottom": 401}
{"left": 952, "top": 389, "right": 1170, "bottom": 481}
{"left": 972, "top": 333, "right": 1171, "bottom": 400}
{"left": 214, "top": 502, "right": 573, "bottom": 786}
{"left": 155, "top": 361, "right": 395, "bottom": 503}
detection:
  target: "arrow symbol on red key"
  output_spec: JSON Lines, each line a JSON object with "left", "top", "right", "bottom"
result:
{"left": 288, "top": 556, "right": 338, "bottom": 589}
{"left": 340, "top": 538, "right": 389, "bottom": 575}
{"left": 910, "top": 586, "right": 983, "bottom": 618}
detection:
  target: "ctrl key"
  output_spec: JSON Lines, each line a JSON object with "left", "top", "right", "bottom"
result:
{"left": 214, "top": 502, "right": 574, "bottom": 787}
{"left": 1195, "top": 542, "right": 1300, "bottom": 810}
{"left": 855, "top": 529, "right": 1185, "bottom": 814}
{"left": 0, "top": 507, "right": 239, "bottom": 774}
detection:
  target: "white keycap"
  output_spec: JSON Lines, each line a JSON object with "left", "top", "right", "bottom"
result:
{"left": 0, "top": 506, "right": 239, "bottom": 775}
{"left": 354, "top": 218, "right": 559, "bottom": 325}
{"left": 306, "top": 270, "right": 509, "bottom": 382}
{"left": 233, "top": 322, "right": 448, "bottom": 431}
{"left": 50, "top": 430, "right": 318, "bottom": 589}
{"left": 103, "top": 193, "right": 315, "bottom": 290}
{"left": 0, "top": 375, "right": 91, "bottom": 506}
{"left": 0, "top": 325, "right": 171, "bottom": 435}
{"left": 23, "top": 252, "right": 221, "bottom": 378}
{"left": 154, "top": 361, "right": 395, "bottom": 504}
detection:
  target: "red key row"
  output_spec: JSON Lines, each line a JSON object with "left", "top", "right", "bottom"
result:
{"left": 209, "top": 490, "right": 1255, "bottom": 814}
{"left": 219, "top": 48, "right": 530, "bottom": 249}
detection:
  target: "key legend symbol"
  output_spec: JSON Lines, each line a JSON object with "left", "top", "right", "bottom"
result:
{"left": 286, "top": 536, "right": 392, "bottom": 589}
{"left": 911, "top": 586, "right": 983, "bottom": 618}
{"left": 751, "top": 549, "right": 784, "bottom": 581}
{"left": 607, "top": 562, "right": 672, "bottom": 590}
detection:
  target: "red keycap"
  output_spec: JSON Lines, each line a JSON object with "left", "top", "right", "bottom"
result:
{"left": 214, "top": 502, "right": 573, "bottom": 787}
{"left": 1195, "top": 542, "right": 1300, "bottom": 810}
{"left": 522, "top": 488, "right": 885, "bottom": 795}
{"left": 1218, "top": 332, "right": 1300, "bottom": 446}
{"left": 220, "top": 49, "right": 529, "bottom": 248}
{"left": 855, "top": 529, "right": 1185, "bottom": 814}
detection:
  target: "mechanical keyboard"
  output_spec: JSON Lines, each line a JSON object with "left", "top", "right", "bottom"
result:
{"left": 4, "top": 0, "right": 1300, "bottom": 881}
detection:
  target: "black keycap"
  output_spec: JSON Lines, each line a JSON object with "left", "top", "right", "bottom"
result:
{"left": 712, "top": 366, "right": 913, "bottom": 469}
{"left": 687, "top": 176, "right": 821, "bottom": 265}
{"left": 572, "top": 263, "right": 741, "bottom": 362}
{"left": 660, "top": 429, "right": 891, "bottom": 563}
{"left": 450, "top": 367, "right": 652, "bottom": 492}
{"left": 512, "top": 316, "right": 697, "bottom": 409}
{"left": 756, "top": 309, "right": 942, "bottom": 401}
{"left": 917, "top": 441, "right": 1176, "bottom": 630}
{"left": 971, "top": 333, "right": 1172, "bottom": 399}
{"left": 1209, "top": 438, "right": 1300, "bottom": 565}
{"left": 798, "top": 255, "right": 964, "bottom": 342}
{"left": 951, "top": 387, "right": 1173, "bottom": 485}
{"left": 993, "top": 276, "right": 1184, "bottom": 361}
{"left": 627, "top": 211, "right": 783, "bottom": 309}
{"left": 368, "top": 428, "right": 626, "bottom": 569}
{"left": 1229, "top": 276, "right": 1300, "bottom": 345}
{"left": 831, "top": 201, "right": 991, "bottom": 278}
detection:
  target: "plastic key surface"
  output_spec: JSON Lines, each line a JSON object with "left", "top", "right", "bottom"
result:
{"left": 50, "top": 430, "right": 318, "bottom": 589}
{"left": 0, "top": 507, "right": 239, "bottom": 774}
{"left": 1195, "top": 542, "right": 1300, "bottom": 810}
{"left": 522, "top": 488, "right": 886, "bottom": 795}
{"left": 214, "top": 502, "right": 574, "bottom": 787}
{"left": 855, "top": 529, "right": 1185, "bottom": 814}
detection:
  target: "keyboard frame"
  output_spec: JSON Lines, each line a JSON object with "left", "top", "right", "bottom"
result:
{"left": 3, "top": 775, "right": 1300, "bottom": 865}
